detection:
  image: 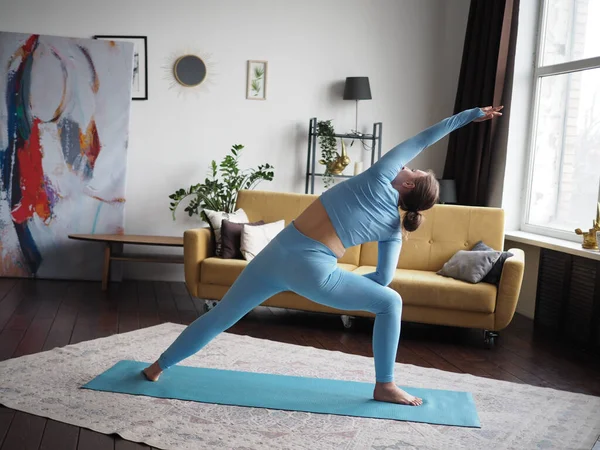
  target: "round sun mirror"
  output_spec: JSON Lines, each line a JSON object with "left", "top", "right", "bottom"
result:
{"left": 173, "top": 55, "right": 207, "bottom": 87}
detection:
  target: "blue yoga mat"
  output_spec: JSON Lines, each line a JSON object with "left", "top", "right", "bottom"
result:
{"left": 82, "top": 360, "right": 480, "bottom": 428}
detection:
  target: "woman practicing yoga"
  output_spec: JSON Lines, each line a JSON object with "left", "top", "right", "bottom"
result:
{"left": 144, "top": 106, "right": 503, "bottom": 406}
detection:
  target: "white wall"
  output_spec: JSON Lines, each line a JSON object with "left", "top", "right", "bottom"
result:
{"left": 0, "top": 0, "right": 471, "bottom": 281}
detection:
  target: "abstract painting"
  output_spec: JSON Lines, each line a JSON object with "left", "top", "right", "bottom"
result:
{"left": 0, "top": 32, "right": 134, "bottom": 279}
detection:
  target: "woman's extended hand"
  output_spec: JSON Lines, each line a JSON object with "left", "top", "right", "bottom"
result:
{"left": 474, "top": 105, "right": 503, "bottom": 122}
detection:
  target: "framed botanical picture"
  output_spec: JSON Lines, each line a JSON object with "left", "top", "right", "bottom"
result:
{"left": 246, "top": 60, "right": 267, "bottom": 100}
{"left": 95, "top": 35, "right": 148, "bottom": 100}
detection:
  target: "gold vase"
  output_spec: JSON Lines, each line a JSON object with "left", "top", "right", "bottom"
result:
{"left": 320, "top": 138, "right": 350, "bottom": 175}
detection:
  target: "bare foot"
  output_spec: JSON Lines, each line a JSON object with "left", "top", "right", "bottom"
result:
{"left": 142, "top": 361, "right": 163, "bottom": 382}
{"left": 373, "top": 382, "right": 423, "bottom": 406}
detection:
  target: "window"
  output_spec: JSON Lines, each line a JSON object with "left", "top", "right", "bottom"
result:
{"left": 524, "top": 0, "right": 600, "bottom": 240}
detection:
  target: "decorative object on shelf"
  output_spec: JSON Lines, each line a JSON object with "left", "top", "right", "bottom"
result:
{"left": 0, "top": 31, "right": 133, "bottom": 279}
{"left": 354, "top": 161, "right": 363, "bottom": 176}
{"left": 574, "top": 202, "right": 600, "bottom": 250}
{"left": 305, "top": 117, "right": 382, "bottom": 194}
{"left": 162, "top": 49, "right": 216, "bottom": 97}
{"left": 343, "top": 76, "right": 372, "bottom": 135}
{"left": 438, "top": 179, "right": 458, "bottom": 204}
{"left": 320, "top": 138, "right": 350, "bottom": 177}
{"left": 246, "top": 60, "right": 267, "bottom": 100}
{"left": 168, "top": 144, "right": 274, "bottom": 219}
{"left": 95, "top": 35, "right": 147, "bottom": 100}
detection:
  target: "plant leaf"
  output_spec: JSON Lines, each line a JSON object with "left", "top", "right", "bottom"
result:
{"left": 168, "top": 143, "right": 274, "bottom": 220}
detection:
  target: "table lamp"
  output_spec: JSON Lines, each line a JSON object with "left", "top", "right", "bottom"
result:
{"left": 343, "top": 77, "right": 372, "bottom": 135}
{"left": 438, "top": 179, "right": 457, "bottom": 204}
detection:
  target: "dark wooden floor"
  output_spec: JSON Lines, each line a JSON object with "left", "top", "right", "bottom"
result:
{"left": 0, "top": 278, "right": 599, "bottom": 450}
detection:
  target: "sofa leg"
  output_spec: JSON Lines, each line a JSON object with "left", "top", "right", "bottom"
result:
{"left": 341, "top": 315, "right": 355, "bottom": 329}
{"left": 203, "top": 299, "right": 219, "bottom": 313}
{"left": 484, "top": 330, "right": 499, "bottom": 349}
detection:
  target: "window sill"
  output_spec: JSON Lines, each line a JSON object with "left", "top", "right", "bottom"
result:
{"left": 505, "top": 230, "right": 600, "bottom": 261}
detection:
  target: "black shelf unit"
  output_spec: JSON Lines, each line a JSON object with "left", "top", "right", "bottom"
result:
{"left": 305, "top": 117, "right": 382, "bottom": 194}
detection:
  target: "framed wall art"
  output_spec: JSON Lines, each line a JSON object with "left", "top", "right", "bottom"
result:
{"left": 95, "top": 35, "right": 148, "bottom": 100}
{"left": 246, "top": 60, "right": 267, "bottom": 100}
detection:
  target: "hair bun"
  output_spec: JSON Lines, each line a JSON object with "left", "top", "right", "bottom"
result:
{"left": 402, "top": 210, "right": 423, "bottom": 233}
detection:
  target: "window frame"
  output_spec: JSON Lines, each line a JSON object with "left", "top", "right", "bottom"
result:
{"left": 521, "top": 0, "right": 600, "bottom": 242}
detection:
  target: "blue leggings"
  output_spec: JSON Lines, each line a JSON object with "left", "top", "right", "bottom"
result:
{"left": 158, "top": 222, "right": 403, "bottom": 383}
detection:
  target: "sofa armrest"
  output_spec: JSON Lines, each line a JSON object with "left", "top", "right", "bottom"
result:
{"left": 184, "top": 227, "right": 213, "bottom": 297}
{"left": 494, "top": 248, "right": 525, "bottom": 331}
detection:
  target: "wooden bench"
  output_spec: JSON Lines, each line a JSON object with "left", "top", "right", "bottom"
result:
{"left": 68, "top": 234, "right": 184, "bottom": 290}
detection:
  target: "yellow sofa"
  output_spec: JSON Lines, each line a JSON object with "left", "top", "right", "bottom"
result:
{"left": 184, "top": 190, "right": 525, "bottom": 346}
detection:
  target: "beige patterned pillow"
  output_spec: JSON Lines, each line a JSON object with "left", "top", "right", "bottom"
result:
{"left": 240, "top": 220, "right": 285, "bottom": 262}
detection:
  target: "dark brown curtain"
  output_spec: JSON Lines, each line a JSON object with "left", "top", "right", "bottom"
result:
{"left": 443, "top": 0, "right": 519, "bottom": 206}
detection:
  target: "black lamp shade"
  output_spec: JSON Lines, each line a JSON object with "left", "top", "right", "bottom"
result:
{"left": 438, "top": 179, "right": 457, "bottom": 204}
{"left": 343, "top": 77, "right": 372, "bottom": 100}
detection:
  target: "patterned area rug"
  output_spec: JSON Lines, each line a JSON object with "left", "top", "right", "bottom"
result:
{"left": 0, "top": 323, "right": 599, "bottom": 450}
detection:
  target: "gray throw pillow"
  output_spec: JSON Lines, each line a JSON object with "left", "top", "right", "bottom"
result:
{"left": 471, "top": 241, "right": 513, "bottom": 285}
{"left": 437, "top": 250, "right": 501, "bottom": 284}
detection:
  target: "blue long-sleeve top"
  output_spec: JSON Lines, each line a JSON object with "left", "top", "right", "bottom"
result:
{"left": 319, "top": 107, "right": 485, "bottom": 286}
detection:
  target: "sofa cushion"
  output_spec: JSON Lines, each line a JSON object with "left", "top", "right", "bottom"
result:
{"left": 240, "top": 220, "right": 285, "bottom": 262}
{"left": 201, "top": 258, "right": 358, "bottom": 286}
{"left": 359, "top": 204, "right": 505, "bottom": 273}
{"left": 437, "top": 250, "right": 501, "bottom": 284}
{"left": 353, "top": 266, "right": 496, "bottom": 313}
{"left": 471, "top": 240, "right": 514, "bottom": 285}
{"left": 220, "top": 219, "right": 264, "bottom": 259}
{"left": 235, "top": 190, "right": 361, "bottom": 266}
{"left": 202, "top": 258, "right": 247, "bottom": 286}
{"left": 203, "top": 208, "right": 249, "bottom": 257}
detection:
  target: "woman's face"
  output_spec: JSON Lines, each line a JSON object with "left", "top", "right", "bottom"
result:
{"left": 392, "top": 166, "right": 427, "bottom": 194}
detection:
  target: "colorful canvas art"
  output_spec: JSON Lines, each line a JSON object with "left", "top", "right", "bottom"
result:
{"left": 0, "top": 32, "right": 134, "bottom": 279}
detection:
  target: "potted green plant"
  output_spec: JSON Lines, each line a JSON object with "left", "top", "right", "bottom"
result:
{"left": 169, "top": 144, "right": 274, "bottom": 221}
{"left": 317, "top": 120, "right": 337, "bottom": 188}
